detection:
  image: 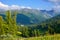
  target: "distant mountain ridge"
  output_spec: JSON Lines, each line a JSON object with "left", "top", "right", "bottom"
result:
{"left": 0, "top": 8, "right": 60, "bottom": 25}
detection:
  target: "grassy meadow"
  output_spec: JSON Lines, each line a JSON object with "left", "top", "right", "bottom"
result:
{"left": 25, "top": 34, "right": 60, "bottom": 40}
{"left": 0, "top": 34, "right": 60, "bottom": 40}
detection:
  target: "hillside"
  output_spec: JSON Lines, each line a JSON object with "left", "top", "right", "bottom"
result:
{"left": 17, "top": 14, "right": 60, "bottom": 37}
{"left": 37, "top": 14, "right": 60, "bottom": 34}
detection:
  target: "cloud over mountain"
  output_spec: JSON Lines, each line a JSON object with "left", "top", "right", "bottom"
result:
{"left": 0, "top": 2, "right": 32, "bottom": 10}
{"left": 45, "top": 0, "right": 60, "bottom": 12}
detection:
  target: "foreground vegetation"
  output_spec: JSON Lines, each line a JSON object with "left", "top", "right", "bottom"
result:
{"left": 0, "top": 34, "right": 60, "bottom": 40}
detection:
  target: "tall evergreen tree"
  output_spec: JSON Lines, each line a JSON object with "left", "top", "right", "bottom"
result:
{"left": 0, "top": 16, "right": 5, "bottom": 35}
{"left": 5, "top": 11, "right": 17, "bottom": 36}
{"left": 12, "top": 11, "right": 17, "bottom": 36}
{"left": 6, "top": 11, "right": 12, "bottom": 34}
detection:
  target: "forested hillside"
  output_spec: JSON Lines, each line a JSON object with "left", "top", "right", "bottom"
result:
{"left": 18, "top": 14, "right": 60, "bottom": 37}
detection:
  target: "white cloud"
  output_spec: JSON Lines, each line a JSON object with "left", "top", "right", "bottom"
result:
{"left": 10, "top": 5, "right": 21, "bottom": 10}
{"left": 53, "top": 5, "right": 60, "bottom": 12}
{"left": 48, "top": 0, "right": 60, "bottom": 2}
{"left": 21, "top": 6, "right": 26, "bottom": 9}
{"left": 26, "top": 7, "right": 32, "bottom": 9}
{"left": 47, "top": 0, "right": 60, "bottom": 3}
{"left": 45, "top": 0, "right": 60, "bottom": 12}
{"left": 0, "top": 2, "right": 9, "bottom": 10}
{"left": 36, "top": 8, "right": 40, "bottom": 10}
{"left": 0, "top": 2, "right": 32, "bottom": 10}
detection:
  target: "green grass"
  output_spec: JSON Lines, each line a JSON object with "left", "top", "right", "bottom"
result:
{"left": 25, "top": 35, "right": 60, "bottom": 40}
{"left": 0, "top": 34, "right": 60, "bottom": 40}
{"left": 24, "top": 34, "right": 60, "bottom": 40}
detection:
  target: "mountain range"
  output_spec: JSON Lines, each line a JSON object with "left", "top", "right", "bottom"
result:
{"left": 0, "top": 8, "right": 60, "bottom": 25}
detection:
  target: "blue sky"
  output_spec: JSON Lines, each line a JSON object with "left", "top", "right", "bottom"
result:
{"left": 0, "top": 0, "right": 59, "bottom": 10}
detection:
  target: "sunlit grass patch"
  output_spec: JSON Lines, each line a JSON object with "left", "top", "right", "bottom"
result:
{"left": 24, "top": 34, "right": 60, "bottom": 40}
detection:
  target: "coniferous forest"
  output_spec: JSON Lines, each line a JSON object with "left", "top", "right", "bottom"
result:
{"left": 0, "top": 10, "right": 60, "bottom": 40}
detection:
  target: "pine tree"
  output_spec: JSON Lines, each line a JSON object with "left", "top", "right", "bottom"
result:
{"left": 6, "top": 10, "right": 17, "bottom": 35}
{"left": 6, "top": 10, "right": 12, "bottom": 24}
{"left": 6, "top": 10, "right": 12, "bottom": 34}
{"left": 0, "top": 16, "right": 5, "bottom": 35}
{"left": 37, "top": 29, "right": 40, "bottom": 36}
{"left": 34, "top": 30, "right": 37, "bottom": 37}
{"left": 12, "top": 11, "right": 17, "bottom": 36}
